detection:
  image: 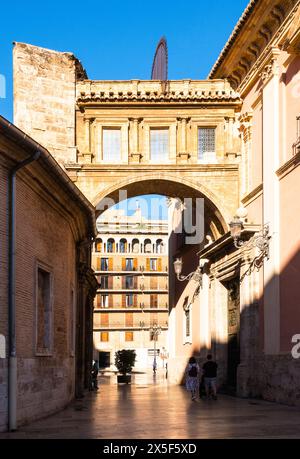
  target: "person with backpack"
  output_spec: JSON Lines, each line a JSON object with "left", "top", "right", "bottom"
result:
{"left": 185, "top": 357, "right": 201, "bottom": 401}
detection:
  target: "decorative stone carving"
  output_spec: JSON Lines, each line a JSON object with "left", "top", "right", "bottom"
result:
{"left": 259, "top": 48, "right": 281, "bottom": 83}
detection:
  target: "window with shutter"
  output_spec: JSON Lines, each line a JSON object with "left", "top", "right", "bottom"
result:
{"left": 150, "top": 259, "right": 157, "bottom": 271}
{"left": 109, "top": 295, "right": 113, "bottom": 308}
{"left": 133, "top": 259, "right": 138, "bottom": 271}
{"left": 100, "top": 332, "right": 109, "bottom": 342}
{"left": 122, "top": 294, "right": 126, "bottom": 308}
{"left": 108, "top": 258, "right": 113, "bottom": 271}
{"left": 146, "top": 259, "right": 150, "bottom": 271}
{"left": 108, "top": 276, "right": 113, "bottom": 289}
{"left": 101, "top": 258, "right": 109, "bottom": 271}
{"left": 150, "top": 294, "right": 158, "bottom": 308}
{"left": 125, "top": 313, "right": 133, "bottom": 327}
{"left": 101, "top": 313, "right": 109, "bottom": 326}
{"left": 95, "top": 240, "right": 102, "bottom": 252}
{"left": 125, "top": 332, "right": 134, "bottom": 342}
{"left": 97, "top": 258, "right": 101, "bottom": 270}
{"left": 126, "top": 276, "right": 134, "bottom": 289}
{"left": 157, "top": 258, "right": 162, "bottom": 272}
{"left": 97, "top": 295, "right": 101, "bottom": 309}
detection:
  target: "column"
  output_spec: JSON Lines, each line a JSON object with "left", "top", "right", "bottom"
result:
{"left": 177, "top": 118, "right": 190, "bottom": 162}
{"left": 82, "top": 118, "right": 94, "bottom": 164}
{"left": 129, "top": 118, "right": 142, "bottom": 163}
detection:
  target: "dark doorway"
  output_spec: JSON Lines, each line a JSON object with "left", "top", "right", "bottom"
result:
{"left": 99, "top": 351, "right": 110, "bottom": 368}
{"left": 226, "top": 279, "right": 240, "bottom": 393}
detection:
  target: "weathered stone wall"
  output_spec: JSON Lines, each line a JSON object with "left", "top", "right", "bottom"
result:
{"left": 13, "top": 42, "right": 85, "bottom": 165}
{"left": 239, "top": 355, "right": 300, "bottom": 407}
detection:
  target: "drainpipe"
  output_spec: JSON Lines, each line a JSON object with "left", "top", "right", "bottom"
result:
{"left": 8, "top": 151, "right": 40, "bottom": 431}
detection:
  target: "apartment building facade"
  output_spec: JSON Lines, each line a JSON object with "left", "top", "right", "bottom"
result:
{"left": 92, "top": 208, "right": 169, "bottom": 370}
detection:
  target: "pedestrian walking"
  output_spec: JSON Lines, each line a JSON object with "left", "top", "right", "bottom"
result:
{"left": 91, "top": 360, "right": 99, "bottom": 391}
{"left": 202, "top": 354, "right": 218, "bottom": 400}
{"left": 185, "top": 357, "right": 201, "bottom": 401}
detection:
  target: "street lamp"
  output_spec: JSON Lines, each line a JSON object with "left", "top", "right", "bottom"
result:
{"left": 150, "top": 324, "right": 161, "bottom": 373}
{"left": 173, "top": 258, "right": 208, "bottom": 288}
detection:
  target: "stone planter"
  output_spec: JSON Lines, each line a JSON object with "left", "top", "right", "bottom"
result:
{"left": 117, "top": 374, "right": 132, "bottom": 384}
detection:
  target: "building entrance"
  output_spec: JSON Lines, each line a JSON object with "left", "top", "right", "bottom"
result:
{"left": 226, "top": 279, "right": 240, "bottom": 393}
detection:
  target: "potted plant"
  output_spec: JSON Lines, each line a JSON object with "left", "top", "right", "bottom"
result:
{"left": 115, "top": 349, "right": 136, "bottom": 384}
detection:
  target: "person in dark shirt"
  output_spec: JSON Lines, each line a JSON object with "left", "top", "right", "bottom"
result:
{"left": 91, "top": 360, "right": 99, "bottom": 390}
{"left": 202, "top": 354, "right": 218, "bottom": 400}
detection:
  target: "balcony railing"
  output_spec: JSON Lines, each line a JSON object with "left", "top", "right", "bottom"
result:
{"left": 93, "top": 321, "right": 169, "bottom": 331}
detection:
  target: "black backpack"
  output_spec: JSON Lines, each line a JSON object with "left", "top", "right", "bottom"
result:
{"left": 188, "top": 365, "right": 198, "bottom": 377}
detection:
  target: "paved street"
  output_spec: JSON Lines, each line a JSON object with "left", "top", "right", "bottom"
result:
{"left": 1, "top": 371, "right": 300, "bottom": 439}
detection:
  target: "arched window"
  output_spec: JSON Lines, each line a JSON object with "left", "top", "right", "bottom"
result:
{"left": 156, "top": 239, "right": 164, "bottom": 254}
{"left": 144, "top": 239, "right": 152, "bottom": 254}
{"left": 107, "top": 238, "right": 115, "bottom": 253}
{"left": 119, "top": 239, "right": 127, "bottom": 253}
{"left": 132, "top": 239, "right": 140, "bottom": 254}
{"left": 95, "top": 238, "right": 103, "bottom": 252}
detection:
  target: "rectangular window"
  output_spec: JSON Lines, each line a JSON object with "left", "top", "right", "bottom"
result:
{"left": 150, "top": 294, "right": 158, "bottom": 309}
{"left": 125, "top": 313, "right": 134, "bottom": 327}
{"left": 125, "top": 259, "right": 133, "bottom": 271}
{"left": 126, "top": 276, "right": 134, "bottom": 289}
{"left": 36, "top": 266, "right": 52, "bottom": 354}
{"left": 119, "top": 241, "right": 127, "bottom": 253}
{"left": 101, "top": 332, "right": 109, "bottom": 342}
{"left": 150, "top": 259, "right": 157, "bottom": 271}
{"left": 125, "top": 332, "right": 134, "bottom": 342}
{"left": 101, "top": 258, "right": 109, "bottom": 271}
{"left": 198, "top": 128, "right": 216, "bottom": 162}
{"left": 150, "top": 129, "right": 169, "bottom": 162}
{"left": 101, "top": 276, "right": 109, "bottom": 289}
{"left": 95, "top": 240, "right": 102, "bottom": 252}
{"left": 107, "top": 240, "right": 114, "bottom": 253}
{"left": 103, "top": 128, "right": 121, "bottom": 162}
{"left": 126, "top": 294, "right": 134, "bottom": 308}
{"left": 101, "top": 295, "right": 109, "bottom": 308}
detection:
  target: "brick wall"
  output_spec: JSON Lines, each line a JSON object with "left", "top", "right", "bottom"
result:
{"left": 0, "top": 157, "right": 9, "bottom": 432}
{"left": 14, "top": 171, "right": 76, "bottom": 426}
{"left": 0, "top": 141, "right": 92, "bottom": 431}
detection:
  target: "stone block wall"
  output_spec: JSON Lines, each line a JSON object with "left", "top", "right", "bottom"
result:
{"left": 13, "top": 42, "right": 86, "bottom": 165}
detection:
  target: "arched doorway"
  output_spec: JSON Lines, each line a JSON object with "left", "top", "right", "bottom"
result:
{"left": 91, "top": 176, "right": 235, "bottom": 386}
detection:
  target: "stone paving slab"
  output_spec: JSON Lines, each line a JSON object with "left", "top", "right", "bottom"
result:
{"left": 1, "top": 373, "right": 300, "bottom": 439}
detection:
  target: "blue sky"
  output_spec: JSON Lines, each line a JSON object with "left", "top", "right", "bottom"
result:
{"left": 0, "top": 0, "right": 249, "bottom": 121}
{"left": 113, "top": 195, "right": 169, "bottom": 220}
{"left": 0, "top": 0, "right": 249, "bottom": 219}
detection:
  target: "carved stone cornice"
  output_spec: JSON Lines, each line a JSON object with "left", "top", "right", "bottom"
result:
{"left": 77, "top": 90, "right": 241, "bottom": 105}
{"left": 209, "top": 0, "right": 300, "bottom": 91}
